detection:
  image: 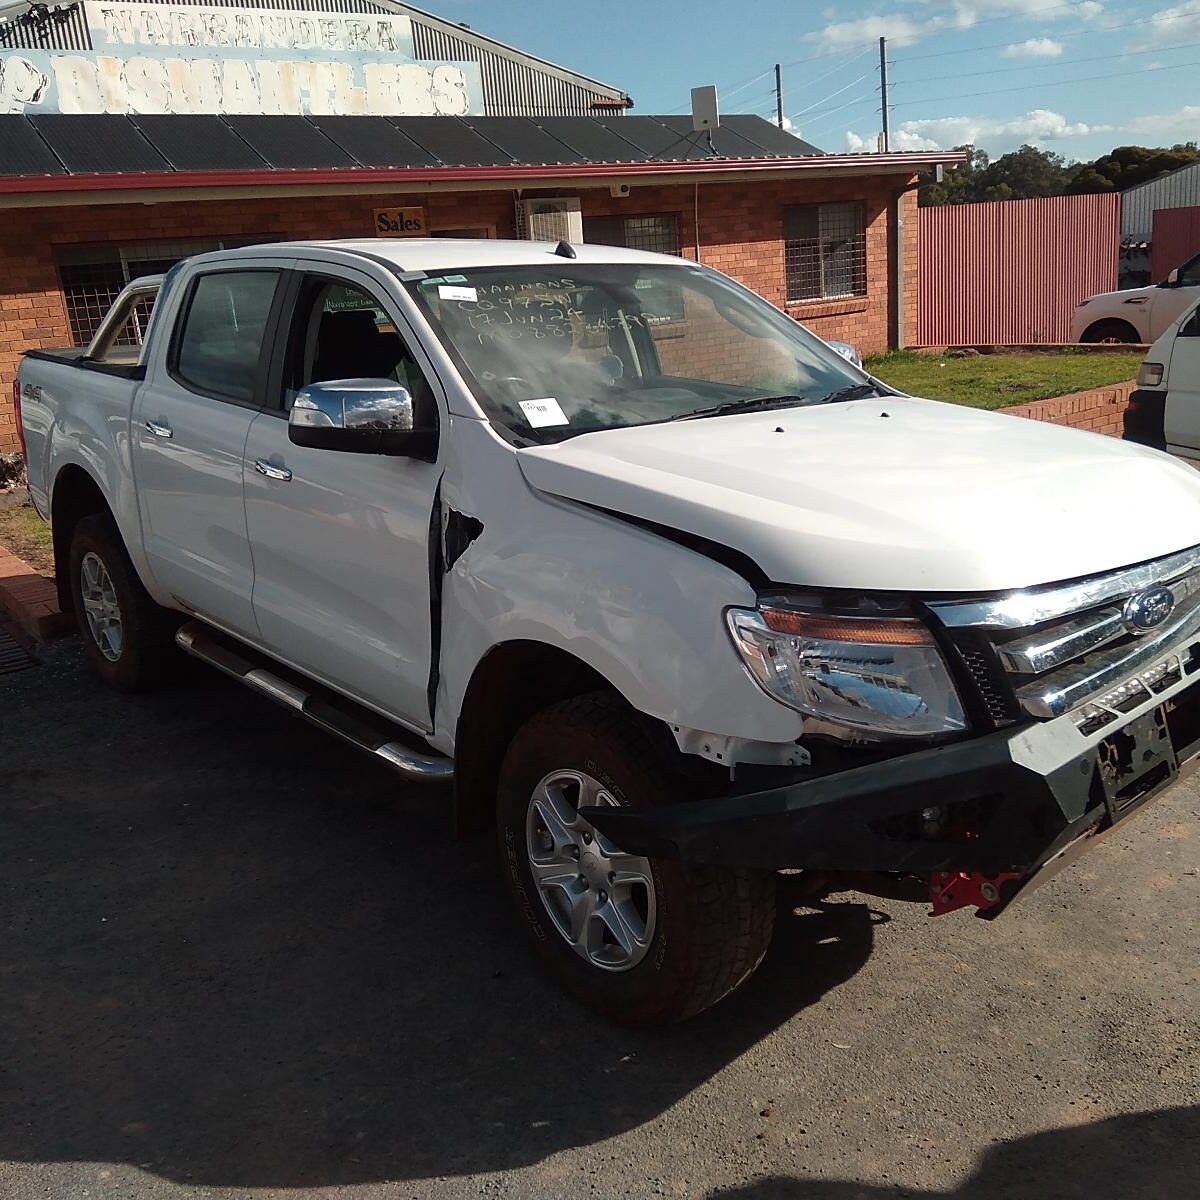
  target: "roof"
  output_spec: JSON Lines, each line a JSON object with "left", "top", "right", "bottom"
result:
{"left": 0, "top": 113, "right": 824, "bottom": 180}
{"left": 194, "top": 237, "right": 688, "bottom": 273}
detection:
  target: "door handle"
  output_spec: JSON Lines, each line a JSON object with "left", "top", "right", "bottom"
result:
{"left": 144, "top": 420, "right": 173, "bottom": 439}
{"left": 254, "top": 458, "right": 293, "bottom": 482}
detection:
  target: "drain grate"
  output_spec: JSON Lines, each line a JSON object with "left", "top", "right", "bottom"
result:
{"left": 0, "top": 627, "right": 36, "bottom": 675}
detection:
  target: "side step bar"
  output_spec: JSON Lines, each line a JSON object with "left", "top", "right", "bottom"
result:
{"left": 175, "top": 621, "right": 454, "bottom": 784}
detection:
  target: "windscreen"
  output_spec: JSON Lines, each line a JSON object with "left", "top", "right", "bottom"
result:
{"left": 408, "top": 262, "right": 869, "bottom": 444}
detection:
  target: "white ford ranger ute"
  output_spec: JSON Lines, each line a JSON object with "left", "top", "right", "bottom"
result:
{"left": 16, "top": 240, "right": 1200, "bottom": 1024}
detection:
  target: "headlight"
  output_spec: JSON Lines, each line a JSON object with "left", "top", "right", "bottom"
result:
{"left": 726, "top": 603, "right": 966, "bottom": 738}
{"left": 1137, "top": 361, "right": 1164, "bottom": 387}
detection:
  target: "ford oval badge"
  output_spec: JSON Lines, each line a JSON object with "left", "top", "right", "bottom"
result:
{"left": 1123, "top": 586, "right": 1176, "bottom": 634}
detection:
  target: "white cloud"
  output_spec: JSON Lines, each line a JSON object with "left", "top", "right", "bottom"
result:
{"left": 1133, "top": 0, "right": 1200, "bottom": 49}
{"left": 844, "top": 107, "right": 1109, "bottom": 154}
{"left": 1002, "top": 36, "right": 1064, "bottom": 57}
{"left": 1118, "top": 104, "right": 1200, "bottom": 141}
{"left": 801, "top": 13, "right": 924, "bottom": 52}
{"left": 802, "top": 0, "right": 1104, "bottom": 54}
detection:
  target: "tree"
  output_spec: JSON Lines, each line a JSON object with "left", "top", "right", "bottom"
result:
{"left": 918, "top": 144, "right": 989, "bottom": 205}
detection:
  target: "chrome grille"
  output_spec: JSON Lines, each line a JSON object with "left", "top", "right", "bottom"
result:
{"left": 930, "top": 545, "right": 1200, "bottom": 723}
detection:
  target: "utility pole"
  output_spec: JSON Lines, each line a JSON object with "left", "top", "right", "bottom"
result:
{"left": 774, "top": 63, "right": 784, "bottom": 128}
{"left": 879, "top": 36, "right": 890, "bottom": 152}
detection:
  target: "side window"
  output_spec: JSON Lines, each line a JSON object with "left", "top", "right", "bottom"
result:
{"left": 174, "top": 271, "right": 279, "bottom": 403}
{"left": 1178, "top": 254, "right": 1200, "bottom": 288}
{"left": 282, "top": 276, "right": 437, "bottom": 421}
{"left": 1180, "top": 308, "right": 1200, "bottom": 338}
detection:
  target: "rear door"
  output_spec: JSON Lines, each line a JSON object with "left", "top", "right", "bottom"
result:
{"left": 1165, "top": 304, "right": 1200, "bottom": 462}
{"left": 241, "top": 262, "right": 444, "bottom": 730}
{"left": 132, "top": 260, "right": 290, "bottom": 639}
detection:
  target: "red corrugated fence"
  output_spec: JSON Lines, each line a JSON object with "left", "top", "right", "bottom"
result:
{"left": 1152, "top": 206, "right": 1200, "bottom": 281}
{"left": 916, "top": 194, "right": 1119, "bottom": 346}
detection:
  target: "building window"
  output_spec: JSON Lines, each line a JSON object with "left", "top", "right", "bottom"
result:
{"left": 584, "top": 213, "right": 681, "bottom": 256}
{"left": 784, "top": 202, "right": 867, "bottom": 302}
{"left": 56, "top": 236, "right": 278, "bottom": 347}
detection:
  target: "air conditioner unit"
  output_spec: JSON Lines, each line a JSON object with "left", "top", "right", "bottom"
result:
{"left": 516, "top": 197, "right": 583, "bottom": 244}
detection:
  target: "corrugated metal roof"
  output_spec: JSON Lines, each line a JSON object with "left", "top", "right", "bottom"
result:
{"left": 0, "top": 113, "right": 824, "bottom": 178}
{"left": 1121, "top": 160, "right": 1200, "bottom": 240}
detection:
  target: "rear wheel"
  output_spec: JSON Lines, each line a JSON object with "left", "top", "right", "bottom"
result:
{"left": 498, "top": 693, "right": 776, "bottom": 1024}
{"left": 68, "top": 513, "right": 175, "bottom": 691}
{"left": 1080, "top": 318, "right": 1140, "bottom": 344}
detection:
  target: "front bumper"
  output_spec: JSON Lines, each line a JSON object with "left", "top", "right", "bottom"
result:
{"left": 583, "top": 681, "right": 1200, "bottom": 882}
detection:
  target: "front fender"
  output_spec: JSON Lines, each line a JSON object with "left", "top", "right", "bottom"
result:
{"left": 434, "top": 473, "right": 803, "bottom": 756}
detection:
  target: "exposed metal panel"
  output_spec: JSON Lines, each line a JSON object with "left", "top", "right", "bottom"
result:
{"left": 310, "top": 115, "right": 437, "bottom": 167}
{"left": 391, "top": 115, "right": 513, "bottom": 165}
{"left": 1122, "top": 161, "right": 1200, "bottom": 240}
{"left": 459, "top": 116, "right": 578, "bottom": 165}
{"left": 30, "top": 113, "right": 170, "bottom": 173}
{"left": 1151, "top": 206, "right": 1200, "bottom": 279}
{"left": 0, "top": 4, "right": 89, "bottom": 50}
{"left": 0, "top": 115, "right": 66, "bottom": 176}
{"left": 130, "top": 115, "right": 269, "bottom": 171}
{"left": 534, "top": 116, "right": 647, "bottom": 163}
{"left": 223, "top": 115, "right": 356, "bottom": 168}
{"left": 917, "top": 194, "right": 1120, "bottom": 346}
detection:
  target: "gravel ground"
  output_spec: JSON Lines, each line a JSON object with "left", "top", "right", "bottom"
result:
{"left": 2, "top": 635, "right": 1198, "bottom": 1200}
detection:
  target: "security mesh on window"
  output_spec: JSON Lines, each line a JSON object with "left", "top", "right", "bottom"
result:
{"left": 56, "top": 236, "right": 279, "bottom": 347}
{"left": 784, "top": 202, "right": 867, "bottom": 302}
{"left": 583, "top": 214, "right": 684, "bottom": 322}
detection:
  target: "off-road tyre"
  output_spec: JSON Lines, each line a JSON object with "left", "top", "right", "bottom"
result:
{"left": 68, "top": 512, "right": 175, "bottom": 691}
{"left": 498, "top": 693, "right": 775, "bottom": 1025}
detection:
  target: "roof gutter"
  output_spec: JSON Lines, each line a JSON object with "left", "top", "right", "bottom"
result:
{"left": 0, "top": 151, "right": 967, "bottom": 203}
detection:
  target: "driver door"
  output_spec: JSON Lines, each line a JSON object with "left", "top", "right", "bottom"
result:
{"left": 242, "top": 265, "right": 444, "bottom": 731}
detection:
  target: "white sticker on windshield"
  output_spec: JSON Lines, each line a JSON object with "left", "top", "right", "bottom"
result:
{"left": 519, "top": 398, "right": 570, "bottom": 428}
{"left": 439, "top": 285, "right": 478, "bottom": 302}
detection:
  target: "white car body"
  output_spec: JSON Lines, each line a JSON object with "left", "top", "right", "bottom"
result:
{"left": 1127, "top": 294, "right": 1200, "bottom": 465}
{"left": 1070, "top": 251, "right": 1200, "bottom": 344}
{"left": 14, "top": 239, "right": 1200, "bottom": 1010}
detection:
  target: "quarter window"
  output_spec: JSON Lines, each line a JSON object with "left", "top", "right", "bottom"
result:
{"left": 174, "top": 271, "right": 279, "bottom": 404}
{"left": 784, "top": 202, "right": 867, "bottom": 302}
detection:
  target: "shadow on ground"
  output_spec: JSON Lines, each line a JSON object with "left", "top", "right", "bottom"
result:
{"left": 709, "top": 1106, "right": 1200, "bottom": 1199}
{"left": 1, "top": 640, "right": 879, "bottom": 1188}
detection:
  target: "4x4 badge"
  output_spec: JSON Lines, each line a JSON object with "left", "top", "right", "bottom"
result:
{"left": 1123, "top": 586, "right": 1176, "bottom": 634}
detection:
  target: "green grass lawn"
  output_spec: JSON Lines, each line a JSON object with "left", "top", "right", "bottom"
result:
{"left": 865, "top": 350, "right": 1143, "bottom": 410}
{"left": 0, "top": 498, "right": 54, "bottom": 576}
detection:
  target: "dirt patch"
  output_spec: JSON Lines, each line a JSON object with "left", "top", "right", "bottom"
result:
{"left": 0, "top": 494, "right": 54, "bottom": 577}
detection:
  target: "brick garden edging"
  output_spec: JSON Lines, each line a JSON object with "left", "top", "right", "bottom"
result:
{"left": 999, "top": 380, "right": 1135, "bottom": 437}
{"left": 0, "top": 544, "right": 68, "bottom": 640}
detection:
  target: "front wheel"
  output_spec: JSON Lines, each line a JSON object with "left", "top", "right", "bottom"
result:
{"left": 497, "top": 694, "right": 776, "bottom": 1024}
{"left": 1080, "top": 318, "right": 1140, "bottom": 344}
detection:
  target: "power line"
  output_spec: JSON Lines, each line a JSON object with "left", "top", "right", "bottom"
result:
{"left": 891, "top": 35, "right": 1200, "bottom": 89}
{"left": 787, "top": 70, "right": 873, "bottom": 121}
{"left": 897, "top": 8, "right": 1190, "bottom": 65}
{"left": 895, "top": 56, "right": 1200, "bottom": 110}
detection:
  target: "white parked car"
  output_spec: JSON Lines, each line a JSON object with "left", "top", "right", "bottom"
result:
{"left": 1124, "top": 293, "right": 1200, "bottom": 464}
{"left": 15, "top": 239, "right": 1200, "bottom": 1023}
{"left": 1071, "top": 251, "right": 1200, "bottom": 344}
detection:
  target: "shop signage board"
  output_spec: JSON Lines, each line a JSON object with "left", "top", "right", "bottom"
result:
{"left": 0, "top": 1, "right": 484, "bottom": 116}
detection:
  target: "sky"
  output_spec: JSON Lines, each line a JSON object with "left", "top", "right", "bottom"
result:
{"left": 429, "top": 0, "right": 1200, "bottom": 162}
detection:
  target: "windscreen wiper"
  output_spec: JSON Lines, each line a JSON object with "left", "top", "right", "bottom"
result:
{"left": 670, "top": 384, "right": 884, "bottom": 422}
{"left": 813, "top": 382, "right": 887, "bottom": 404}
{"left": 669, "top": 394, "right": 810, "bottom": 422}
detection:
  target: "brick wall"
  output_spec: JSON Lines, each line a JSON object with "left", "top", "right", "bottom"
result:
{"left": 0, "top": 173, "right": 917, "bottom": 453}
{"left": 1000, "top": 380, "right": 1134, "bottom": 437}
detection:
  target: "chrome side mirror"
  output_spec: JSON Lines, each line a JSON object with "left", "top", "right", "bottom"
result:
{"left": 288, "top": 379, "right": 435, "bottom": 459}
{"left": 1166, "top": 267, "right": 1181, "bottom": 287}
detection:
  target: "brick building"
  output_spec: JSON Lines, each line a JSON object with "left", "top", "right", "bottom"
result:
{"left": 0, "top": 0, "right": 962, "bottom": 454}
